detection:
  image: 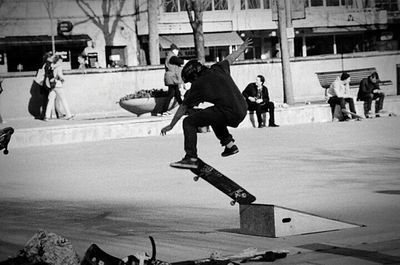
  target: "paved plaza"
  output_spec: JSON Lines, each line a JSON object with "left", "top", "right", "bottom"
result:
{"left": 0, "top": 117, "right": 400, "bottom": 264}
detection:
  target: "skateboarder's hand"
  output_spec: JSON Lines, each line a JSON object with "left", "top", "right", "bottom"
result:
{"left": 241, "top": 38, "right": 253, "bottom": 50}
{"left": 161, "top": 125, "right": 172, "bottom": 136}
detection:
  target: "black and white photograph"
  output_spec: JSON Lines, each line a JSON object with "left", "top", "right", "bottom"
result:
{"left": 0, "top": 0, "right": 400, "bottom": 264}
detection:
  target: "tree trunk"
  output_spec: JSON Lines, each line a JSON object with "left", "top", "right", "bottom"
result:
{"left": 186, "top": 0, "right": 205, "bottom": 63}
{"left": 148, "top": 0, "right": 160, "bottom": 65}
{"left": 277, "top": 0, "right": 295, "bottom": 105}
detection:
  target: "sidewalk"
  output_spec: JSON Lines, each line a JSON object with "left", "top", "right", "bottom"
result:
{"left": 2, "top": 96, "right": 400, "bottom": 148}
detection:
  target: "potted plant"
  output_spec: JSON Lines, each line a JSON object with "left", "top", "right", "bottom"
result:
{"left": 119, "top": 88, "right": 177, "bottom": 116}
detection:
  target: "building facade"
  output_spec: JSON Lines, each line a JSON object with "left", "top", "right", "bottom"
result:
{"left": 0, "top": 0, "right": 399, "bottom": 73}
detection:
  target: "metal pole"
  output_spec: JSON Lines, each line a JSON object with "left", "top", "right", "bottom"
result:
{"left": 49, "top": 0, "right": 55, "bottom": 54}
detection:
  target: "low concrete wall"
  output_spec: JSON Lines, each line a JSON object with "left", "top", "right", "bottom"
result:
{"left": 1, "top": 51, "right": 399, "bottom": 121}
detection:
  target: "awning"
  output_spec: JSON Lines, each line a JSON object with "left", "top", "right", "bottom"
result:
{"left": 0, "top": 34, "right": 91, "bottom": 48}
{"left": 159, "top": 32, "right": 243, "bottom": 49}
{"left": 312, "top": 26, "right": 380, "bottom": 34}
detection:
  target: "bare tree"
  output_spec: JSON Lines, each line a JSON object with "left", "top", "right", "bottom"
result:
{"left": 42, "top": 0, "right": 56, "bottom": 53}
{"left": 75, "top": 0, "right": 128, "bottom": 44}
{"left": 185, "top": 0, "right": 207, "bottom": 63}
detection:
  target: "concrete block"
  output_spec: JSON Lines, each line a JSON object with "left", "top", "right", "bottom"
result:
{"left": 239, "top": 203, "right": 361, "bottom": 237}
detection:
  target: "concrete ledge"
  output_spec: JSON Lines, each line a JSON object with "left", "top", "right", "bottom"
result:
{"left": 7, "top": 96, "right": 400, "bottom": 148}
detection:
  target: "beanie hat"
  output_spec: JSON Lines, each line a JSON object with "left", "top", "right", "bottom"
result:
{"left": 170, "top": 44, "right": 179, "bottom": 50}
{"left": 181, "top": 60, "right": 203, "bottom": 83}
{"left": 340, "top": 72, "right": 350, "bottom": 81}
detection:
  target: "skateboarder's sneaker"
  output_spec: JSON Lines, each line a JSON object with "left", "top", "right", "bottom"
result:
{"left": 221, "top": 145, "right": 239, "bottom": 157}
{"left": 170, "top": 156, "right": 199, "bottom": 169}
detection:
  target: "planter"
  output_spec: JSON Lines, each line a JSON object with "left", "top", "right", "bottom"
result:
{"left": 119, "top": 97, "right": 177, "bottom": 116}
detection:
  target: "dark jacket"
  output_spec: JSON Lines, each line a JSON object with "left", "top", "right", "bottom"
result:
{"left": 182, "top": 60, "right": 247, "bottom": 127}
{"left": 358, "top": 77, "right": 379, "bottom": 100}
{"left": 242, "top": 83, "right": 270, "bottom": 104}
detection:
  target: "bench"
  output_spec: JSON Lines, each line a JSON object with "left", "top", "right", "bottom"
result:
{"left": 316, "top": 68, "right": 392, "bottom": 120}
{"left": 316, "top": 67, "right": 392, "bottom": 90}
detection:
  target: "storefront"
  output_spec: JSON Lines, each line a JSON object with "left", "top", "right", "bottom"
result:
{"left": 158, "top": 32, "right": 244, "bottom": 62}
{"left": 0, "top": 34, "right": 91, "bottom": 72}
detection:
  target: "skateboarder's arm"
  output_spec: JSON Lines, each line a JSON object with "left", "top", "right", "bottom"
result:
{"left": 225, "top": 38, "right": 253, "bottom": 65}
{"left": 161, "top": 104, "right": 188, "bottom": 135}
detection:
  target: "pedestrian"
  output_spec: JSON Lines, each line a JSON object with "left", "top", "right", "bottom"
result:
{"left": 162, "top": 43, "right": 184, "bottom": 115}
{"left": 0, "top": 77, "right": 3, "bottom": 123}
{"left": 242, "top": 75, "right": 279, "bottom": 128}
{"left": 44, "top": 55, "right": 74, "bottom": 121}
{"left": 326, "top": 72, "right": 358, "bottom": 121}
{"left": 161, "top": 38, "right": 253, "bottom": 169}
{"left": 357, "top": 72, "right": 385, "bottom": 118}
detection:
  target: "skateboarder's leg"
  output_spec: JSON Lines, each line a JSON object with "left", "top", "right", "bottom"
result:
{"left": 184, "top": 107, "right": 238, "bottom": 157}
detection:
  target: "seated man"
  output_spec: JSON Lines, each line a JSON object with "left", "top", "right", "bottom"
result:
{"left": 242, "top": 75, "right": 279, "bottom": 128}
{"left": 357, "top": 72, "right": 385, "bottom": 118}
{"left": 326, "top": 72, "right": 358, "bottom": 121}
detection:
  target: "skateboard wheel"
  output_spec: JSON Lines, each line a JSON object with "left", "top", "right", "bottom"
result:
{"left": 241, "top": 193, "right": 247, "bottom": 198}
{"left": 230, "top": 200, "right": 236, "bottom": 206}
{"left": 3, "top": 149, "right": 8, "bottom": 155}
{"left": 193, "top": 176, "right": 199, "bottom": 181}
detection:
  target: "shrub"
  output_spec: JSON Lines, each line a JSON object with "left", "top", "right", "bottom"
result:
{"left": 119, "top": 89, "right": 168, "bottom": 101}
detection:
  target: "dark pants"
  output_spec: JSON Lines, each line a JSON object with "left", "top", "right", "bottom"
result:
{"left": 328, "top": 96, "right": 356, "bottom": 118}
{"left": 162, "top": 85, "right": 182, "bottom": 113}
{"left": 183, "top": 107, "right": 234, "bottom": 159}
{"left": 358, "top": 93, "right": 385, "bottom": 114}
{"left": 248, "top": 101, "right": 276, "bottom": 125}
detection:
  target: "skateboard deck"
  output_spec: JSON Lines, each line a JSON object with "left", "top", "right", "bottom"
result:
{"left": 171, "top": 248, "right": 288, "bottom": 265}
{"left": 0, "top": 127, "right": 14, "bottom": 155}
{"left": 189, "top": 159, "right": 256, "bottom": 206}
{"left": 367, "top": 111, "right": 397, "bottom": 118}
{"left": 341, "top": 109, "right": 363, "bottom": 120}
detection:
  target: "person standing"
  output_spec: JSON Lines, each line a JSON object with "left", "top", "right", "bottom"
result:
{"left": 242, "top": 75, "right": 279, "bottom": 128}
{"left": 162, "top": 44, "right": 184, "bottom": 115}
{"left": 161, "top": 39, "right": 252, "bottom": 169}
{"left": 357, "top": 72, "right": 385, "bottom": 118}
{"left": 44, "top": 55, "right": 74, "bottom": 121}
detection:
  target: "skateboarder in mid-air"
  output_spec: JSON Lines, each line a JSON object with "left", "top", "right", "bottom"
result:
{"left": 161, "top": 38, "right": 252, "bottom": 169}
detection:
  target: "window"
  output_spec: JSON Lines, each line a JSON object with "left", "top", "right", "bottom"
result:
{"left": 341, "top": 0, "right": 354, "bottom": 7}
{"left": 248, "top": 0, "right": 261, "bottom": 9}
{"left": 263, "top": 0, "right": 270, "bottom": 9}
{"left": 241, "top": 0, "right": 246, "bottom": 9}
{"left": 310, "top": 0, "right": 323, "bottom": 6}
{"left": 214, "top": 0, "right": 228, "bottom": 10}
{"left": 163, "top": 0, "right": 228, "bottom": 12}
{"left": 164, "top": 0, "right": 178, "bottom": 12}
{"left": 326, "top": 0, "right": 340, "bottom": 6}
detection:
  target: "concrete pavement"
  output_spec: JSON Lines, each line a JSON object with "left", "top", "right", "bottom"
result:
{"left": 0, "top": 104, "right": 400, "bottom": 264}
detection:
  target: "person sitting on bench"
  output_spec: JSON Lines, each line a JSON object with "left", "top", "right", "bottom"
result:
{"left": 242, "top": 75, "right": 279, "bottom": 128}
{"left": 326, "top": 72, "right": 358, "bottom": 121}
{"left": 357, "top": 72, "right": 385, "bottom": 118}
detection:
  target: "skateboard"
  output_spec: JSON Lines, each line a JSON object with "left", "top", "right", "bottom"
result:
{"left": 366, "top": 111, "right": 397, "bottom": 118}
{"left": 341, "top": 109, "right": 363, "bottom": 120}
{"left": 185, "top": 159, "right": 256, "bottom": 206}
{"left": 171, "top": 248, "right": 288, "bottom": 265}
{"left": 0, "top": 127, "right": 14, "bottom": 155}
